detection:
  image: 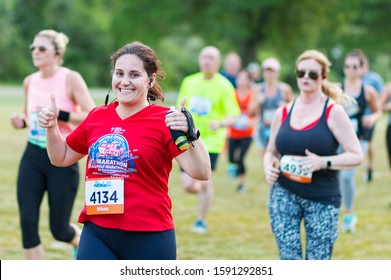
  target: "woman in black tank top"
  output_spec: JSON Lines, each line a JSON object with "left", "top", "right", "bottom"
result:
{"left": 263, "top": 50, "right": 363, "bottom": 260}
{"left": 339, "top": 52, "right": 381, "bottom": 233}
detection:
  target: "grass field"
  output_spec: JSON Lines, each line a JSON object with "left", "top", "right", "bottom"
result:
{"left": 0, "top": 86, "right": 390, "bottom": 260}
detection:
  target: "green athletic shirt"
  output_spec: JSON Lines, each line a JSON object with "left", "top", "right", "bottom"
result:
{"left": 177, "top": 72, "right": 240, "bottom": 153}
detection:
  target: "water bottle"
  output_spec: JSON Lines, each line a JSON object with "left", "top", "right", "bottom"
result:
{"left": 167, "top": 106, "right": 190, "bottom": 150}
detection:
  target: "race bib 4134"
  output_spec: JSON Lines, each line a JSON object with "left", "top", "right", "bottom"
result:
{"left": 85, "top": 177, "right": 124, "bottom": 215}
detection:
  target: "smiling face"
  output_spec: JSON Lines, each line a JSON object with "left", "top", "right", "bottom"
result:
{"left": 112, "top": 54, "right": 151, "bottom": 107}
{"left": 296, "top": 58, "right": 323, "bottom": 94}
{"left": 30, "top": 36, "right": 58, "bottom": 68}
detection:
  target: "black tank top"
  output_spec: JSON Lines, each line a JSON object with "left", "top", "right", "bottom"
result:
{"left": 342, "top": 84, "right": 366, "bottom": 139}
{"left": 275, "top": 98, "right": 340, "bottom": 207}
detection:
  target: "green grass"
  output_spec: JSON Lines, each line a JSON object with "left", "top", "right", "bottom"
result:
{"left": 1, "top": 86, "right": 390, "bottom": 260}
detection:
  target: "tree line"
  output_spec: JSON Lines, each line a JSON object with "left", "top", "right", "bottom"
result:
{"left": 1, "top": 0, "right": 390, "bottom": 91}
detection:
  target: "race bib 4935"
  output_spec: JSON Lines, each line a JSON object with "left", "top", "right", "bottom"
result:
{"left": 280, "top": 155, "right": 312, "bottom": 184}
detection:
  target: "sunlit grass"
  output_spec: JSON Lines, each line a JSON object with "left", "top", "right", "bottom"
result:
{"left": 1, "top": 87, "right": 390, "bottom": 260}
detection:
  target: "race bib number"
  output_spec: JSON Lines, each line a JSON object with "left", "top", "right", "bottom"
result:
{"left": 280, "top": 155, "right": 312, "bottom": 184}
{"left": 344, "top": 102, "right": 359, "bottom": 117}
{"left": 232, "top": 114, "right": 250, "bottom": 130}
{"left": 188, "top": 97, "right": 212, "bottom": 116}
{"left": 29, "top": 112, "right": 46, "bottom": 138}
{"left": 85, "top": 177, "right": 124, "bottom": 215}
{"left": 263, "top": 108, "right": 276, "bottom": 125}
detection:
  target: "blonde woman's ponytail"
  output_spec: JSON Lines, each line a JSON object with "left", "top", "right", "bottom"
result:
{"left": 322, "top": 79, "right": 355, "bottom": 107}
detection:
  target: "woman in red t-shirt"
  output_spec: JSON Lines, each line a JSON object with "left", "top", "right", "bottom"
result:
{"left": 37, "top": 42, "right": 211, "bottom": 260}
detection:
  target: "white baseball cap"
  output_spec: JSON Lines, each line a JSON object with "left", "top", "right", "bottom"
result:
{"left": 262, "top": 58, "right": 281, "bottom": 72}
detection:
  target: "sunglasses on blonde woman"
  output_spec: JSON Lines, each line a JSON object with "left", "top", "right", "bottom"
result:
{"left": 29, "top": 45, "right": 49, "bottom": 52}
{"left": 296, "top": 70, "right": 321, "bottom": 80}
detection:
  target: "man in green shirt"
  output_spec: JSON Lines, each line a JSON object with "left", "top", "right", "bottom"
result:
{"left": 177, "top": 46, "right": 240, "bottom": 234}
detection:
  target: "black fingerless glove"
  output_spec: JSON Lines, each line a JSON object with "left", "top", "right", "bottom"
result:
{"left": 181, "top": 108, "right": 200, "bottom": 142}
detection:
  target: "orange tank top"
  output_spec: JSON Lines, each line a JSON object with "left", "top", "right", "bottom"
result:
{"left": 228, "top": 89, "right": 254, "bottom": 139}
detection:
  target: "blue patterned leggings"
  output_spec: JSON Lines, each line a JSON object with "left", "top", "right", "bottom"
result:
{"left": 268, "top": 183, "right": 340, "bottom": 260}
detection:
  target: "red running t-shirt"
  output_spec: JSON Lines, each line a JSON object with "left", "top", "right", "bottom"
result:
{"left": 66, "top": 102, "right": 185, "bottom": 231}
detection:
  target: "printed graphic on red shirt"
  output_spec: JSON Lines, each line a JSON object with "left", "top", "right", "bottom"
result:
{"left": 88, "top": 134, "right": 138, "bottom": 177}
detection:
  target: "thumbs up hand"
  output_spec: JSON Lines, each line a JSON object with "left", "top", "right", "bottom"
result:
{"left": 38, "top": 94, "right": 58, "bottom": 128}
{"left": 165, "top": 97, "right": 188, "bottom": 133}
{"left": 179, "top": 97, "right": 187, "bottom": 111}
